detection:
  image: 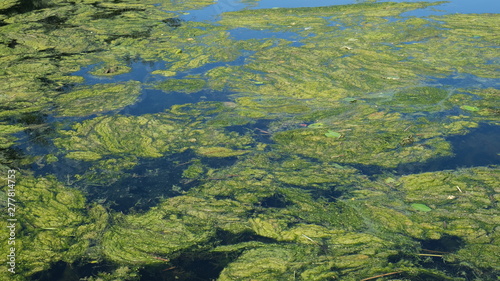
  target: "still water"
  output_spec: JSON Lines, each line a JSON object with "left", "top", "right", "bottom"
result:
{"left": 1, "top": 0, "right": 499, "bottom": 280}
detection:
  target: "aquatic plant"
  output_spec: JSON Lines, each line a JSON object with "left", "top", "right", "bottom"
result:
{"left": 1, "top": 0, "right": 499, "bottom": 280}
{"left": 55, "top": 81, "right": 141, "bottom": 117}
{"left": 0, "top": 174, "right": 107, "bottom": 279}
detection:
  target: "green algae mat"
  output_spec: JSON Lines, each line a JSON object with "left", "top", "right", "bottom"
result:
{"left": 1, "top": 0, "right": 499, "bottom": 280}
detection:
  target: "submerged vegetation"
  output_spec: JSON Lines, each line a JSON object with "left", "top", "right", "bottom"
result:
{"left": 1, "top": 0, "right": 499, "bottom": 280}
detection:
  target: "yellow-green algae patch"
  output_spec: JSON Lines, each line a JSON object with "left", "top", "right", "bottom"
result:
{"left": 93, "top": 153, "right": 500, "bottom": 279}
{"left": 218, "top": 2, "right": 444, "bottom": 31}
{"left": 55, "top": 81, "right": 141, "bottom": 117}
{"left": 379, "top": 86, "right": 452, "bottom": 113}
{"left": 352, "top": 167, "right": 500, "bottom": 274}
{"left": 54, "top": 102, "right": 254, "bottom": 183}
{"left": 270, "top": 103, "right": 478, "bottom": 167}
{"left": 209, "top": 3, "right": 499, "bottom": 103}
{"left": 0, "top": 124, "right": 25, "bottom": 149}
{"left": 1, "top": 0, "right": 499, "bottom": 279}
{"left": 0, "top": 174, "right": 108, "bottom": 279}
{"left": 0, "top": 0, "right": 220, "bottom": 126}
{"left": 154, "top": 78, "right": 206, "bottom": 93}
{"left": 101, "top": 195, "right": 250, "bottom": 264}
{"left": 458, "top": 88, "right": 500, "bottom": 123}
{"left": 98, "top": 167, "right": 398, "bottom": 278}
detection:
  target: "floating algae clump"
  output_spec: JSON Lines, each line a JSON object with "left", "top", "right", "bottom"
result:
{"left": 459, "top": 88, "right": 500, "bottom": 122}
{"left": 217, "top": 245, "right": 335, "bottom": 281}
{"left": 0, "top": 173, "right": 108, "bottom": 280}
{"left": 354, "top": 167, "right": 500, "bottom": 278}
{"left": 381, "top": 86, "right": 451, "bottom": 113}
{"left": 155, "top": 78, "right": 206, "bottom": 93}
{"left": 101, "top": 195, "right": 251, "bottom": 264}
{"left": 1, "top": 0, "right": 499, "bottom": 280}
{"left": 55, "top": 103, "right": 253, "bottom": 161}
{"left": 271, "top": 104, "right": 462, "bottom": 167}
{"left": 55, "top": 81, "right": 141, "bottom": 117}
{"left": 96, "top": 155, "right": 409, "bottom": 279}
{"left": 209, "top": 2, "right": 498, "bottom": 104}
{"left": 53, "top": 102, "right": 254, "bottom": 185}
{"left": 0, "top": 124, "right": 24, "bottom": 149}
{"left": 0, "top": 0, "right": 18, "bottom": 11}
{"left": 0, "top": 0, "right": 219, "bottom": 125}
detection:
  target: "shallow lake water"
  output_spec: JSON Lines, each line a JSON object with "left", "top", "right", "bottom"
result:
{"left": 0, "top": 0, "right": 499, "bottom": 280}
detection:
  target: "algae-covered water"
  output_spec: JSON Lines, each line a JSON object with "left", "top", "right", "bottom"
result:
{"left": 1, "top": 0, "right": 499, "bottom": 280}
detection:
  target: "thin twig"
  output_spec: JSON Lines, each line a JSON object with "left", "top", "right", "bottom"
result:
{"left": 301, "top": 234, "right": 320, "bottom": 245}
{"left": 361, "top": 271, "right": 404, "bottom": 281}
{"left": 403, "top": 125, "right": 413, "bottom": 132}
{"left": 152, "top": 256, "right": 170, "bottom": 262}
{"left": 255, "top": 128, "right": 270, "bottom": 134}
{"left": 422, "top": 249, "right": 449, "bottom": 254}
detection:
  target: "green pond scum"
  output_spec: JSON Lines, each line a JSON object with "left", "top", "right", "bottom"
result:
{"left": 1, "top": 0, "right": 499, "bottom": 280}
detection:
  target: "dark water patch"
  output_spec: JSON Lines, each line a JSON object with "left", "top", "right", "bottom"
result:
{"left": 415, "top": 235, "right": 484, "bottom": 280}
{"left": 183, "top": 51, "right": 255, "bottom": 76}
{"left": 395, "top": 123, "right": 500, "bottom": 175}
{"left": 86, "top": 151, "right": 195, "bottom": 213}
{"left": 1, "top": 0, "right": 54, "bottom": 15}
{"left": 140, "top": 230, "right": 277, "bottom": 281}
{"left": 162, "top": 17, "right": 183, "bottom": 28}
{"left": 6, "top": 39, "right": 18, "bottom": 48}
{"left": 200, "top": 154, "right": 239, "bottom": 170}
{"left": 119, "top": 88, "right": 232, "bottom": 116}
{"left": 38, "top": 15, "right": 78, "bottom": 31}
{"left": 34, "top": 261, "right": 79, "bottom": 281}
{"left": 0, "top": 147, "right": 25, "bottom": 170}
{"left": 225, "top": 119, "right": 274, "bottom": 144}
{"left": 140, "top": 251, "right": 229, "bottom": 281}
{"left": 420, "top": 234, "right": 464, "bottom": 253}
{"left": 103, "top": 30, "right": 152, "bottom": 44}
{"left": 348, "top": 164, "right": 390, "bottom": 179}
{"left": 39, "top": 15, "right": 66, "bottom": 25}
{"left": 82, "top": 150, "right": 239, "bottom": 213}
{"left": 35, "top": 260, "right": 118, "bottom": 281}
{"left": 310, "top": 186, "right": 344, "bottom": 203}
{"left": 72, "top": 60, "right": 167, "bottom": 85}
{"left": 425, "top": 73, "right": 500, "bottom": 89}
{"left": 258, "top": 193, "right": 290, "bottom": 208}
{"left": 216, "top": 229, "right": 276, "bottom": 246}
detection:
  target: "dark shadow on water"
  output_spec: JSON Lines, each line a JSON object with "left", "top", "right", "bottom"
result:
{"left": 84, "top": 151, "right": 194, "bottom": 213}
{"left": 83, "top": 150, "right": 240, "bottom": 213}
{"left": 139, "top": 229, "right": 276, "bottom": 281}
{"left": 416, "top": 235, "right": 482, "bottom": 280}
{"left": 225, "top": 119, "right": 274, "bottom": 144}
{"left": 35, "top": 260, "right": 122, "bottom": 281}
{"left": 395, "top": 123, "right": 500, "bottom": 175}
{"left": 2, "top": 0, "right": 53, "bottom": 15}
{"left": 352, "top": 123, "right": 500, "bottom": 176}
